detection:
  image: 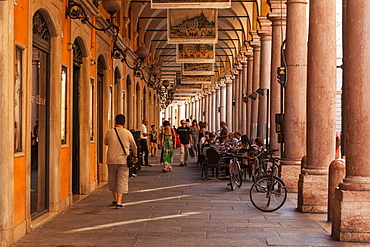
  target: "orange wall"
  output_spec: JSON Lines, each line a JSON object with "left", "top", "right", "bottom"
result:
{"left": 90, "top": 143, "right": 96, "bottom": 184}
{"left": 14, "top": 0, "right": 28, "bottom": 45}
{"left": 14, "top": 157, "right": 26, "bottom": 226}
{"left": 60, "top": 148, "right": 70, "bottom": 200}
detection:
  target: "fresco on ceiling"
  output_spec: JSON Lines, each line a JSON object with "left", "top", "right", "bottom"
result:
{"left": 176, "top": 44, "right": 215, "bottom": 63}
{"left": 182, "top": 63, "right": 214, "bottom": 75}
{"left": 168, "top": 9, "right": 217, "bottom": 44}
{"left": 181, "top": 75, "right": 212, "bottom": 84}
{"left": 152, "top": 0, "right": 230, "bottom": 9}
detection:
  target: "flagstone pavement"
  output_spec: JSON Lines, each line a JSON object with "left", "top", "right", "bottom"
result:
{"left": 13, "top": 150, "right": 367, "bottom": 247}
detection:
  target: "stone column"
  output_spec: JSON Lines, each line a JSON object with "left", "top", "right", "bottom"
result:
{"left": 204, "top": 89, "right": 210, "bottom": 125}
{"left": 245, "top": 47, "right": 254, "bottom": 138}
{"left": 280, "top": 0, "right": 308, "bottom": 192}
{"left": 191, "top": 97, "right": 197, "bottom": 119}
{"left": 208, "top": 86, "right": 215, "bottom": 131}
{"left": 199, "top": 93, "right": 204, "bottom": 122}
{"left": 184, "top": 101, "right": 189, "bottom": 120}
{"left": 298, "top": 0, "right": 336, "bottom": 213}
{"left": 233, "top": 70, "right": 240, "bottom": 132}
{"left": 220, "top": 79, "right": 227, "bottom": 124}
{"left": 257, "top": 17, "right": 272, "bottom": 145}
{"left": 250, "top": 30, "right": 261, "bottom": 140}
{"left": 225, "top": 75, "right": 233, "bottom": 130}
{"left": 0, "top": 0, "right": 14, "bottom": 244}
{"left": 240, "top": 57, "right": 248, "bottom": 135}
{"left": 195, "top": 96, "right": 200, "bottom": 122}
{"left": 268, "top": 0, "right": 287, "bottom": 154}
{"left": 215, "top": 83, "right": 221, "bottom": 130}
{"left": 237, "top": 63, "right": 244, "bottom": 133}
{"left": 332, "top": 0, "right": 370, "bottom": 242}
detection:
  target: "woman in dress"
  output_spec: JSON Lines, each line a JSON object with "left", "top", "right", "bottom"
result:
{"left": 161, "top": 120, "right": 176, "bottom": 172}
{"left": 190, "top": 120, "right": 200, "bottom": 157}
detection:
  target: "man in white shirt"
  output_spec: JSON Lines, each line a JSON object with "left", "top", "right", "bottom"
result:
{"left": 137, "top": 119, "right": 152, "bottom": 166}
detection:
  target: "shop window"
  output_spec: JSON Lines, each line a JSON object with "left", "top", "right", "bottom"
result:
{"left": 61, "top": 66, "right": 68, "bottom": 144}
{"left": 14, "top": 47, "right": 23, "bottom": 152}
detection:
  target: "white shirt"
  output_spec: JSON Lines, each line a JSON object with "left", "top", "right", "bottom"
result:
{"left": 137, "top": 124, "right": 147, "bottom": 139}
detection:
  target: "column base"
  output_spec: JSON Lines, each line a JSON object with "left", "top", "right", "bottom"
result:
{"left": 332, "top": 189, "right": 370, "bottom": 242}
{"left": 298, "top": 173, "right": 328, "bottom": 213}
{"left": 280, "top": 159, "right": 301, "bottom": 192}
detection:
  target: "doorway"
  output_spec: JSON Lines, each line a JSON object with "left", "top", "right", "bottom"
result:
{"left": 96, "top": 56, "right": 105, "bottom": 183}
{"left": 72, "top": 39, "right": 83, "bottom": 194}
{"left": 31, "top": 11, "right": 51, "bottom": 217}
{"left": 31, "top": 47, "right": 50, "bottom": 217}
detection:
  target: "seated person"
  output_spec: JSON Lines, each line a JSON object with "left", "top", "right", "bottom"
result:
{"left": 202, "top": 133, "right": 216, "bottom": 155}
{"left": 227, "top": 133, "right": 238, "bottom": 146}
{"left": 200, "top": 131, "right": 210, "bottom": 146}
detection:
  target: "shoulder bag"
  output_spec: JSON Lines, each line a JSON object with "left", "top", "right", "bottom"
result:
{"left": 114, "top": 128, "right": 134, "bottom": 168}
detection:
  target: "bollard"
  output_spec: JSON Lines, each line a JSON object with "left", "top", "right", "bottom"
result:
{"left": 301, "top": 155, "right": 307, "bottom": 170}
{"left": 328, "top": 159, "right": 345, "bottom": 222}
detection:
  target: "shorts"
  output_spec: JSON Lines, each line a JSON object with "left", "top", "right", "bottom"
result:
{"left": 107, "top": 164, "right": 129, "bottom": 194}
{"left": 150, "top": 142, "right": 158, "bottom": 148}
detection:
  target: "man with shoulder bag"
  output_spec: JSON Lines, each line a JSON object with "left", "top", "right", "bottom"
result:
{"left": 105, "top": 114, "right": 138, "bottom": 209}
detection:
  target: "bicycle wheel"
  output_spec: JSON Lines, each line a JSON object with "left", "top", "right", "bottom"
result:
{"left": 229, "top": 160, "right": 242, "bottom": 190}
{"left": 249, "top": 176, "right": 287, "bottom": 212}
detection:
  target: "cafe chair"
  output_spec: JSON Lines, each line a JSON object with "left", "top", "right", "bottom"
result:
{"left": 201, "top": 148, "right": 226, "bottom": 180}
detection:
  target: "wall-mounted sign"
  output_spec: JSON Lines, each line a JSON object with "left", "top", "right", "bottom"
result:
{"left": 176, "top": 44, "right": 215, "bottom": 63}
{"left": 152, "top": 0, "right": 230, "bottom": 9}
{"left": 182, "top": 63, "right": 214, "bottom": 75}
{"left": 181, "top": 75, "right": 212, "bottom": 84}
{"left": 168, "top": 9, "right": 217, "bottom": 44}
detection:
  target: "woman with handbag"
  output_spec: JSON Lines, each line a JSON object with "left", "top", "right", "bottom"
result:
{"left": 161, "top": 120, "right": 176, "bottom": 172}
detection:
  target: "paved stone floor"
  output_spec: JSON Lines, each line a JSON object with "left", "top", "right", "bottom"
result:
{"left": 13, "top": 151, "right": 367, "bottom": 246}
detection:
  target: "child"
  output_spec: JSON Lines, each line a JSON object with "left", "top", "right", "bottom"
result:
{"left": 149, "top": 125, "right": 158, "bottom": 157}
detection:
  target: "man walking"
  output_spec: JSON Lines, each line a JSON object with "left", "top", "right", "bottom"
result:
{"left": 177, "top": 119, "right": 192, "bottom": 166}
{"left": 105, "top": 114, "right": 138, "bottom": 208}
{"left": 137, "top": 119, "right": 152, "bottom": 166}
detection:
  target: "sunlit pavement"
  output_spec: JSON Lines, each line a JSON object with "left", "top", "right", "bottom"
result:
{"left": 13, "top": 150, "right": 365, "bottom": 246}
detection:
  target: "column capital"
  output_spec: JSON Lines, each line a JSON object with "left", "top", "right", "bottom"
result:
{"left": 225, "top": 75, "right": 233, "bottom": 83}
{"left": 286, "top": 0, "right": 308, "bottom": 5}
{"left": 268, "top": 0, "right": 287, "bottom": 23}
{"left": 249, "top": 30, "right": 261, "bottom": 48}
{"left": 257, "top": 17, "right": 272, "bottom": 40}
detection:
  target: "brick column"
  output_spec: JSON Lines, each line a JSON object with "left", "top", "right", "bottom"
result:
{"left": 298, "top": 0, "right": 337, "bottom": 213}
{"left": 250, "top": 30, "right": 261, "bottom": 140}
{"left": 332, "top": 0, "right": 370, "bottom": 242}
{"left": 257, "top": 17, "right": 272, "bottom": 143}
{"left": 280, "top": 0, "right": 308, "bottom": 192}
{"left": 268, "top": 0, "right": 286, "bottom": 154}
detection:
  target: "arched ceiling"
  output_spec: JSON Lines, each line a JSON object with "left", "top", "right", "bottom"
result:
{"left": 128, "top": 0, "right": 262, "bottom": 101}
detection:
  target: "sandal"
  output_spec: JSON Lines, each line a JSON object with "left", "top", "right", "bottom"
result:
{"left": 162, "top": 168, "right": 167, "bottom": 173}
{"left": 169, "top": 168, "right": 173, "bottom": 172}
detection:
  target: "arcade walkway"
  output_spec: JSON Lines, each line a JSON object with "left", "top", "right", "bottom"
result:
{"left": 13, "top": 152, "right": 364, "bottom": 247}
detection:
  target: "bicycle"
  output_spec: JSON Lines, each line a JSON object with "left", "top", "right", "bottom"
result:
{"left": 249, "top": 149, "right": 287, "bottom": 212}
{"left": 227, "top": 148, "right": 244, "bottom": 191}
{"left": 247, "top": 147, "right": 266, "bottom": 182}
